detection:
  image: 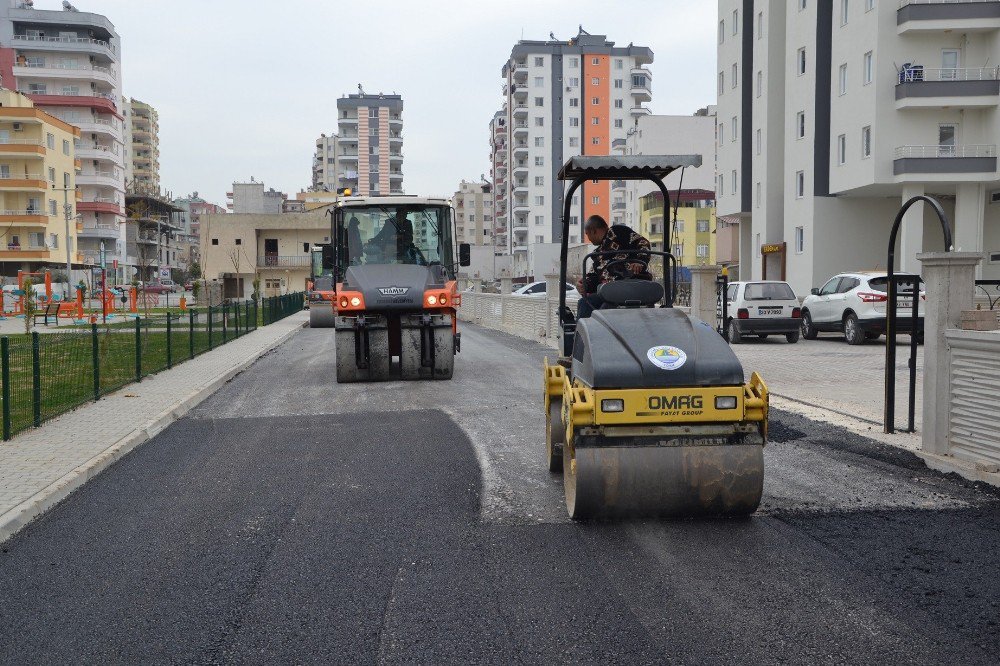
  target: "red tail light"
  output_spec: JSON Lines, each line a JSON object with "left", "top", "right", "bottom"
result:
{"left": 791, "top": 307, "right": 801, "bottom": 318}
{"left": 737, "top": 308, "right": 749, "bottom": 320}
{"left": 858, "top": 292, "right": 888, "bottom": 303}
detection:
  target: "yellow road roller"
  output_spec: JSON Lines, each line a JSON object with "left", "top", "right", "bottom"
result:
{"left": 544, "top": 156, "right": 769, "bottom": 520}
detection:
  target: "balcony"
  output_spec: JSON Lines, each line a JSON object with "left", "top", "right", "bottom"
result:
{"left": 13, "top": 61, "right": 116, "bottom": 86}
{"left": 897, "top": 1, "right": 1000, "bottom": 33}
{"left": 11, "top": 33, "right": 116, "bottom": 56}
{"left": 512, "top": 104, "right": 529, "bottom": 118}
{"left": 0, "top": 247, "right": 49, "bottom": 260}
{"left": 0, "top": 140, "right": 45, "bottom": 158}
{"left": 0, "top": 175, "right": 46, "bottom": 191}
{"left": 512, "top": 143, "right": 529, "bottom": 158}
{"left": 79, "top": 223, "right": 120, "bottom": 238}
{"left": 612, "top": 201, "right": 627, "bottom": 211}
{"left": 512, "top": 244, "right": 528, "bottom": 254}
{"left": 512, "top": 219, "right": 529, "bottom": 233}
{"left": 512, "top": 62, "right": 528, "bottom": 80}
{"left": 511, "top": 84, "right": 528, "bottom": 99}
{"left": 512, "top": 202, "right": 530, "bottom": 215}
{"left": 23, "top": 92, "right": 119, "bottom": 117}
{"left": 893, "top": 144, "right": 997, "bottom": 178}
{"left": 78, "top": 199, "right": 124, "bottom": 216}
{"left": 611, "top": 180, "right": 626, "bottom": 190}
{"left": 257, "top": 255, "right": 311, "bottom": 269}
{"left": 0, "top": 210, "right": 49, "bottom": 225}
{"left": 896, "top": 65, "right": 1000, "bottom": 108}
{"left": 630, "top": 72, "right": 652, "bottom": 102}
{"left": 389, "top": 115, "right": 403, "bottom": 125}
{"left": 339, "top": 115, "right": 359, "bottom": 126}
{"left": 630, "top": 106, "right": 652, "bottom": 118}
{"left": 512, "top": 163, "right": 529, "bottom": 177}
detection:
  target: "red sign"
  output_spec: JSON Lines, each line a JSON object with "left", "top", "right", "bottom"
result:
{"left": 113, "top": 259, "right": 118, "bottom": 270}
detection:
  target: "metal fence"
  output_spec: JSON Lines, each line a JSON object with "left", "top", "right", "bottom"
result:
{"left": 0, "top": 292, "right": 303, "bottom": 441}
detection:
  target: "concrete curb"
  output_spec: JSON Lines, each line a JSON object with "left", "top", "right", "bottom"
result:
{"left": 0, "top": 319, "right": 307, "bottom": 545}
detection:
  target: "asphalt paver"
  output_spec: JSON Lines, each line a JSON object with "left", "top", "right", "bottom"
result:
{"left": 0, "top": 324, "right": 997, "bottom": 664}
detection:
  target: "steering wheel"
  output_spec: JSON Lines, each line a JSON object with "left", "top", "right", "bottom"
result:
{"left": 601, "top": 258, "right": 647, "bottom": 280}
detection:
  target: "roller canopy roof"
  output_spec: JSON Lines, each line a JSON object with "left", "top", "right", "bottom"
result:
{"left": 557, "top": 155, "right": 703, "bottom": 181}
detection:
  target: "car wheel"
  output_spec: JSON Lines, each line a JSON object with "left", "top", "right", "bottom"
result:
{"left": 727, "top": 319, "right": 741, "bottom": 345}
{"left": 801, "top": 311, "right": 818, "bottom": 340}
{"left": 757, "top": 334, "right": 769, "bottom": 340}
{"left": 844, "top": 313, "right": 865, "bottom": 345}
{"left": 786, "top": 331, "right": 800, "bottom": 344}
{"left": 865, "top": 331, "right": 881, "bottom": 341}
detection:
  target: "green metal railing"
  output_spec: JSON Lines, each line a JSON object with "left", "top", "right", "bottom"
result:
{"left": 0, "top": 293, "right": 304, "bottom": 440}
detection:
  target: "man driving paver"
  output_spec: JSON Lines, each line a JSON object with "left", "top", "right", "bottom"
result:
{"left": 576, "top": 214, "right": 652, "bottom": 320}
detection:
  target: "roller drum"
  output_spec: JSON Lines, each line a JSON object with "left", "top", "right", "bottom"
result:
{"left": 309, "top": 306, "right": 336, "bottom": 328}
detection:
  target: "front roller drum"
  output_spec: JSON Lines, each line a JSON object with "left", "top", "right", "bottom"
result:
{"left": 309, "top": 305, "right": 336, "bottom": 328}
{"left": 563, "top": 440, "right": 764, "bottom": 520}
{"left": 335, "top": 325, "right": 390, "bottom": 383}
{"left": 400, "top": 314, "right": 455, "bottom": 380}
{"left": 546, "top": 399, "right": 564, "bottom": 473}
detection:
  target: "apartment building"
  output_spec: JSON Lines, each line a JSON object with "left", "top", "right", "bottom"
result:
{"left": 637, "top": 191, "right": 717, "bottom": 267}
{"left": 718, "top": 0, "right": 1000, "bottom": 294}
{"left": 335, "top": 91, "right": 403, "bottom": 197}
{"left": 312, "top": 133, "right": 340, "bottom": 192}
{"left": 0, "top": 88, "right": 80, "bottom": 276}
{"left": 173, "top": 192, "right": 225, "bottom": 272}
{"left": 488, "top": 109, "right": 508, "bottom": 252}
{"left": 498, "top": 28, "right": 653, "bottom": 278}
{"left": 453, "top": 180, "right": 494, "bottom": 246}
{"left": 127, "top": 98, "right": 159, "bottom": 192}
{"left": 0, "top": 0, "right": 126, "bottom": 281}
{"left": 227, "top": 180, "right": 285, "bottom": 214}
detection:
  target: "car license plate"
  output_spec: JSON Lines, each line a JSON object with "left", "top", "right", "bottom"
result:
{"left": 758, "top": 307, "right": 782, "bottom": 316}
{"left": 896, "top": 298, "right": 912, "bottom": 308}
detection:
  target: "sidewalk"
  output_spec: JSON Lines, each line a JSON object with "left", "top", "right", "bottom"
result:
{"left": 0, "top": 310, "right": 308, "bottom": 543}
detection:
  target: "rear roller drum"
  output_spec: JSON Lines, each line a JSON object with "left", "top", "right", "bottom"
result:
{"left": 335, "top": 328, "right": 390, "bottom": 383}
{"left": 545, "top": 399, "right": 564, "bottom": 473}
{"left": 400, "top": 326, "right": 455, "bottom": 380}
{"left": 563, "top": 439, "right": 764, "bottom": 521}
{"left": 309, "top": 306, "right": 336, "bottom": 328}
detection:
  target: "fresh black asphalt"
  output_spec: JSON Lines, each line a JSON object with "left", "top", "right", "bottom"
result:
{"left": 0, "top": 325, "right": 998, "bottom": 664}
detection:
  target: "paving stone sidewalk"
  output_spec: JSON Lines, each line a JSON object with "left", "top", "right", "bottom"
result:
{"left": 0, "top": 310, "right": 308, "bottom": 543}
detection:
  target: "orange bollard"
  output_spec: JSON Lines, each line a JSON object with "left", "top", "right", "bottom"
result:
{"left": 76, "top": 287, "right": 85, "bottom": 319}
{"left": 179, "top": 296, "right": 187, "bottom": 311}
{"left": 129, "top": 286, "right": 138, "bottom": 313}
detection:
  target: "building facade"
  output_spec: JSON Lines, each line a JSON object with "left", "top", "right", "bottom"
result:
{"left": 227, "top": 180, "right": 285, "bottom": 214}
{"left": 173, "top": 192, "right": 226, "bottom": 275}
{"left": 718, "top": 0, "right": 1000, "bottom": 294}
{"left": 312, "top": 133, "right": 339, "bottom": 192}
{"left": 637, "top": 190, "right": 717, "bottom": 267}
{"left": 453, "top": 180, "right": 494, "bottom": 247}
{"left": 127, "top": 98, "right": 158, "bottom": 192}
{"left": 0, "top": 88, "right": 80, "bottom": 277}
{"left": 0, "top": 0, "right": 127, "bottom": 281}
{"left": 497, "top": 28, "right": 653, "bottom": 279}
{"left": 336, "top": 92, "right": 403, "bottom": 197}
{"left": 488, "top": 109, "right": 508, "bottom": 253}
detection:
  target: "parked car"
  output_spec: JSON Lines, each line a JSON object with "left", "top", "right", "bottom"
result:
{"left": 512, "top": 281, "right": 578, "bottom": 297}
{"left": 800, "top": 271, "right": 925, "bottom": 345}
{"left": 724, "top": 280, "right": 802, "bottom": 344}
{"left": 140, "top": 280, "right": 180, "bottom": 295}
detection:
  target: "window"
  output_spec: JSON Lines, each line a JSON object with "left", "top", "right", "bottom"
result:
{"left": 861, "top": 125, "right": 872, "bottom": 158}
{"left": 731, "top": 116, "right": 738, "bottom": 141}
{"left": 731, "top": 170, "right": 737, "bottom": 192}
{"left": 863, "top": 51, "right": 873, "bottom": 85}
{"left": 303, "top": 242, "right": 310, "bottom": 253}
{"left": 756, "top": 233, "right": 761, "bottom": 256}
{"left": 797, "top": 48, "right": 806, "bottom": 76}
{"left": 569, "top": 117, "right": 579, "bottom": 127}
{"left": 757, "top": 12, "right": 763, "bottom": 39}
{"left": 839, "top": 63, "right": 847, "bottom": 95}
{"left": 568, "top": 77, "right": 579, "bottom": 87}
{"left": 235, "top": 238, "right": 242, "bottom": 245}
{"left": 469, "top": 214, "right": 476, "bottom": 223}
{"left": 591, "top": 97, "right": 599, "bottom": 105}
{"left": 46, "top": 133, "right": 55, "bottom": 149}
{"left": 591, "top": 58, "right": 599, "bottom": 65}
{"left": 696, "top": 220, "right": 710, "bottom": 232}
{"left": 718, "top": 174, "right": 724, "bottom": 196}
{"left": 534, "top": 156, "right": 544, "bottom": 166}
{"left": 533, "top": 76, "right": 544, "bottom": 87}
{"left": 535, "top": 235, "right": 544, "bottom": 244}
{"left": 211, "top": 238, "right": 219, "bottom": 245}
{"left": 534, "top": 56, "right": 544, "bottom": 66}
{"left": 28, "top": 83, "right": 46, "bottom": 94}
{"left": 48, "top": 167, "right": 55, "bottom": 184}
{"left": 29, "top": 232, "right": 43, "bottom": 248}
{"left": 795, "top": 227, "right": 805, "bottom": 254}
{"left": 592, "top": 117, "right": 600, "bottom": 125}
{"left": 534, "top": 97, "right": 543, "bottom": 107}
{"left": 840, "top": 0, "right": 849, "bottom": 25}
{"left": 62, "top": 140, "right": 69, "bottom": 155}
{"left": 731, "top": 63, "right": 738, "bottom": 88}
{"left": 534, "top": 136, "right": 544, "bottom": 147}
{"left": 614, "top": 119, "right": 623, "bottom": 128}
{"left": 796, "top": 111, "right": 805, "bottom": 139}
{"left": 48, "top": 199, "right": 57, "bottom": 216}
{"left": 369, "top": 127, "right": 378, "bottom": 136}
{"left": 942, "top": 49, "right": 960, "bottom": 80}
{"left": 615, "top": 59, "right": 623, "bottom": 70}
{"left": 61, "top": 85, "right": 79, "bottom": 95}
{"left": 697, "top": 244, "right": 710, "bottom": 258}
{"left": 534, "top": 116, "right": 544, "bottom": 127}
{"left": 719, "top": 20, "right": 725, "bottom": 44}
{"left": 756, "top": 182, "right": 761, "bottom": 207}
{"left": 613, "top": 79, "right": 623, "bottom": 89}
{"left": 718, "top": 123, "right": 724, "bottom": 145}
{"left": 0, "top": 165, "right": 8, "bottom": 178}
{"left": 591, "top": 77, "right": 599, "bottom": 86}
{"left": 569, "top": 57, "right": 579, "bottom": 68}
{"left": 368, "top": 108, "right": 378, "bottom": 118}
{"left": 63, "top": 172, "right": 70, "bottom": 187}
{"left": 49, "top": 233, "right": 58, "bottom": 249}
{"left": 569, "top": 97, "right": 579, "bottom": 107}
{"left": 756, "top": 128, "right": 761, "bottom": 155}
{"left": 799, "top": 0, "right": 807, "bottom": 9}
{"left": 718, "top": 71, "right": 725, "bottom": 96}
{"left": 865, "top": 0, "right": 874, "bottom": 11}
{"left": 614, "top": 99, "right": 623, "bottom": 109}
{"left": 534, "top": 215, "right": 544, "bottom": 225}
{"left": 569, "top": 136, "right": 579, "bottom": 147}
{"left": 732, "top": 9, "right": 738, "bottom": 34}
{"left": 591, "top": 196, "right": 600, "bottom": 204}
{"left": 674, "top": 244, "right": 684, "bottom": 258}
{"left": 837, "top": 134, "right": 846, "bottom": 165}
{"left": 756, "top": 71, "right": 762, "bottom": 97}
{"left": 534, "top": 176, "right": 544, "bottom": 186}
{"left": 795, "top": 170, "right": 805, "bottom": 198}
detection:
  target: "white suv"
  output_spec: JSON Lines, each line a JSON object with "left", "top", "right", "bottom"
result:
{"left": 724, "top": 281, "right": 802, "bottom": 344}
{"left": 800, "top": 272, "right": 925, "bottom": 345}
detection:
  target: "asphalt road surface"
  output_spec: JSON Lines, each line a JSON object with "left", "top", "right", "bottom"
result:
{"left": 0, "top": 324, "right": 998, "bottom": 664}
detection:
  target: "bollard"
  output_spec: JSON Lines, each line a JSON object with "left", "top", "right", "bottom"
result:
{"left": 189, "top": 308, "right": 195, "bottom": 359}
{"left": 31, "top": 332, "right": 40, "bottom": 427}
{"left": 93, "top": 322, "right": 100, "bottom": 400}
{"left": 166, "top": 313, "right": 173, "bottom": 369}
{"left": 1, "top": 337, "right": 9, "bottom": 440}
{"left": 134, "top": 316, "right": 142, "bottom": 381}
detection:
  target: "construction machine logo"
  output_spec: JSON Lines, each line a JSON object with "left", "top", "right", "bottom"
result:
{"left": 378, "top": 286, "right": 409, "bottom": 296}
{"left": 647, "top": 345, "right": 687, "bottom": 371}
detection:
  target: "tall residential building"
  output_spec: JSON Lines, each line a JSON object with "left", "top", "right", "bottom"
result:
{"left": 227, "top": 180, "right": 285, "bottom": 214}
{"left": 335, "top": 91, "right": 403, "bottom": 196}
{"left": 312, "top": 133, "right": 339, "bottom": 191}
{"left": 0, "top": 89, "right": 80, "bottom": 276}
{"left": 717, "top": 0, "right": 1000, "bottom": 294}
{"left": 173, "top": 192, "right": 226, "bottom": 271}
{"left": 498, "top": 28, "right": 653, "bottom": 279}
{"left": 453, "top": 180, "right": 494, "bottom": 247}
{"left": 0, "top": 0, "right": 127, "bottom": 281}
{"left": 489, "top": 109, "right": 508, "bottom": 253}
{"left": 128, "top": 98, "right": 159, "bottom": 192}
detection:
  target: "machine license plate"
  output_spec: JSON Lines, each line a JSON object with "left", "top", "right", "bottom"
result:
{"left": 758, "top": 307, "right": 782, "bottom": 316}
{"left": 896, "top": 298, "right": 912, "bottom": 308}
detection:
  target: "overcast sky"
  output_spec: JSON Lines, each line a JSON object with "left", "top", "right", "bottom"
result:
{"left": 66, "top": 1, "right": 717, "bottom": 206}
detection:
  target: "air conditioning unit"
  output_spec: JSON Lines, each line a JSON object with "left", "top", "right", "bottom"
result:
{"left": 12, "top": 123, "right": 22, "bottom": 132}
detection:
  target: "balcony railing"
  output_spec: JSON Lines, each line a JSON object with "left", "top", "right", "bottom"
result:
{"left": 12, "top": 34, "right": 116, "bottom": 53}
{"left": 16, "top": 61, "right": 116, "bottom": 76}
{"left": 893, "top": 144, "right": 996, "bottom": 158}
{"left": 899, "top": 1, "right": 1000, "bottom": 6}
{"left": 258, "top": 255, "right": 310, "bottom": 268}
{"left": 0, "top": 209, "right": 48, "bottom": 216}
{"left": 0, "top": 173, "right": 43, "bottom": 180}
{"left": 898, "top": 65, "right": 1000, "bottom": 82}
{"left": 0, "top": 139, "right": 45, "bottom": 147}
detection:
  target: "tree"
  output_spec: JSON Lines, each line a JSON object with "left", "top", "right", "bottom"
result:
{"left": 21, "top": 277, "right": 36, "bottom": 334}
{"left": 189, "top": 261, "right": 201, "bottom": 279}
